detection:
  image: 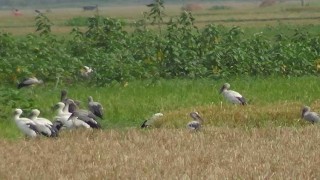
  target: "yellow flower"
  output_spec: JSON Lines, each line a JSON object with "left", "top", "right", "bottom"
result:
{"left": 316, "top": 59, "right": 320, "bottom": 71}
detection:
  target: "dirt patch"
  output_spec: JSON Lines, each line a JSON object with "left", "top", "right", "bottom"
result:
{"left": 182, "top": 3, "right": 203, "bottom": 11}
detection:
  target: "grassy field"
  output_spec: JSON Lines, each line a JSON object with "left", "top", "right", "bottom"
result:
{"left": 2, "top": 76, "right": 320, "bottom": 139}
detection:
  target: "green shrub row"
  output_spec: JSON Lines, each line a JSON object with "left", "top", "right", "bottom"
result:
{"left": 1, "top": 3, "right": 320, "bottom": 86}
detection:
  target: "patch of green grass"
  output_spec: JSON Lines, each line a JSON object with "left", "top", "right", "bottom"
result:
{"left": 65, "top": 16, "right": 89, "bottom": 26}
{"left": 2, "top": 76, "right": 320, "bottom": 139}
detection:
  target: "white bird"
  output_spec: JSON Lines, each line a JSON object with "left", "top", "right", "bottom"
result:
{"left": 88, "top": 96, "right": 103, "bottom": 119}
{"left": 13, "top": 109, "right": 39, "bottom": 138}
{"left": 186, "top": 112, "right": 204, "bottom": 131}
{"left": 29, "top": 109, "right": 58, "bottom": 137}
{"left": 301, "top": 106, "right": 320, "bottom": 124}
{"left": 219, "top": 83, "right": 247, "bottom": 105}
{"left": 141, "top": 113, "right": 164, "bottom": 128}
{"left": 17, "top": 77, "right": 43, "bottom": 89}
{"left": 80, "top": 66, "right": 93, "bottom": 77}
{"left": 53, "top": 102, "right": 73, "bottom": 129}
{"left": 67, "top": 113, "right": 91, "bottom": 129}
{"left": 54, "top": 102, "right": 72, "bottom": 118}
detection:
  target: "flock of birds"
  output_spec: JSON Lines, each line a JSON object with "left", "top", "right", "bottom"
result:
{"left": 13, "top": 88, "right": 104, "bottom": 138}
{"left": 12, "top": 78, "right": 320, "bottom": 138}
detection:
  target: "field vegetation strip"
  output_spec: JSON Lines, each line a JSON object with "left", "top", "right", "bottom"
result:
{"left": 1, "top": 127, "right": 320, "bottom": 179}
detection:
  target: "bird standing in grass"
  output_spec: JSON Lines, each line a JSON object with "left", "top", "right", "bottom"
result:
{"left": 186, "top": 112, "right": 204, "bottom": 131}
{"left": 60, "top": 90, "right": 80, "bottom": 113}
{"left": 67, "top": 113, "right": 92, "bottom": 129}
{"left": 17, "top": 77, "right": 43, "bottom": 89}
{"left": 53, "top": 102, "right": 73, "bottom": 129}
{"left": 13, "top": 109, "right": 39, "bottom": 138}
{"left": 219, "top": 83, "right": 247, "bottom": 105}
{"left": 301, "top": 106, "right": 320, "bottom": 124}
{"left": 141, "top": 113, "right": 164, "bottom": 128}
{"left": 29, "top": 109, "right": 58, "bottom": 137}
{"left": 88, "top": 96, "right": 103, "bottom": 119}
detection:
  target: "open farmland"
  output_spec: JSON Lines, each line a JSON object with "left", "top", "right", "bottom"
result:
{"left": 1, "top": 0, "right": 320, "bottom": 178}
{"left": 1, "top": 1, "right": 320, "bottom": 35}
{"left": 1, "top": 127, "right": 320, "bottom": 179}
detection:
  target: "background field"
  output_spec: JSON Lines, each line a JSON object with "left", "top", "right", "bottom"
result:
{"left": 1, "top": 0, "right": 320, "bottom": 35}
{"left": 1, "top": 0, "right": 320, "bottom": 179}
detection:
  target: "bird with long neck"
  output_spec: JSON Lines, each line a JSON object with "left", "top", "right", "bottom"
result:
{"left": 13, "top": 108, "right": 39, "bottom": 138}
{"left": 29, "top": 109, "right": 58, "bottom": 137}
{"left": 60, "top": 90, "right": 79, "bottom": 113}
{"left": 88, "top": 96, "right": 103, "bottom": 119}
{"left": 301, "top": 106, "right": 320, "bottom": 124}
{"left": 220, "top": 83, "right": 247, "bottom": 105}
{"left": 186, "top": 112, "right": 204, "bottom": 131}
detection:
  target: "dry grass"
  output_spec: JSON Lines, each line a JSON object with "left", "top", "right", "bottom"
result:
{"left": 155, "top": 101, "right": 320, "bottom": 129}
{"left": 1, "top": 126, "right": 320, "bottom": 179}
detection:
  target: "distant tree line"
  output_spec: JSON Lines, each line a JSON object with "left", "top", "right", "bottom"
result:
{"left": 0, "top": 0, "right": 260, "bottom": 7}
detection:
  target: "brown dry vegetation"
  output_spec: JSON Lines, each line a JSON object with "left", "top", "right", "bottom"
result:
{"left": 155, "top": 101, "right": 314, "bottom": 129}
{"left": 1, "top": 126, "right": 320, "bottom": 179}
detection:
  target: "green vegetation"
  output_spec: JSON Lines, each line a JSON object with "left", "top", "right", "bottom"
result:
{"left": 1, "top": 8, "right": 320, "bottom": 86}
{"left": 1, "top": 76, "right": 320, "bottom": 139}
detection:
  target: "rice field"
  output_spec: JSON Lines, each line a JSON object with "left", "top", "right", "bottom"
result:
{"left": 1, "top": 127, "right": 320, "bottom": 179}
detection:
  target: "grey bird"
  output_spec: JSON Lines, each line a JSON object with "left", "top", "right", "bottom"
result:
{"left": 68, "top": 111, "right": 101, "bottom": 129}
{"left": 186, "top": 112, "right": 204, "bottom": 131}
{"left": 60, "top": 90, "right": 80, "bottom": 113}
{"left": 141, "top": 113, "right": 164, "bottom": 128}
{"left": 88, "top": 96, "right": 103, "bottom": 119}
{"left": 65, "top": 99, "right": 101, "bottom": 129}
{"left": 52, "top": 120, "right": 64, "bottom": 132}
{"left": 301, "top": 106, "right": 320, "bottom": 124}
{"left": 17, "top": 77, "right": 43, "bottom": 89}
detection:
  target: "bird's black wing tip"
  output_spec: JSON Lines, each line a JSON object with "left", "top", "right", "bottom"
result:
{"left": 141, "top": 120, "right": 148, "bottom": 128}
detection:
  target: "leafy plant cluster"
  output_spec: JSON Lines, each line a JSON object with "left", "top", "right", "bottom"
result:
{"left": 1, "top": 0, "right": 320, "bottom": 86}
